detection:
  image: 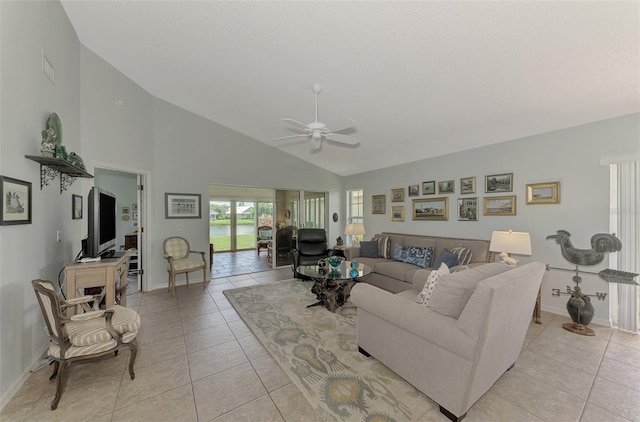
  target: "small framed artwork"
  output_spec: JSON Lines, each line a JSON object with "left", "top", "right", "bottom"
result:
{"left": 412, "top": 197, "right": 448, "bottom": 221}
{"left": 1, "top": 176, "right": 32, "bottom": 225}
{"left": 526, "top": 182, "right": 560, "bottom": 204}
{"left": 457, "top": 197, "right": 478, "bottom": 221}
{"left": 438, "top": 180, "right": 455, "bottom": 194}
{"left": 422, "top": 181, "right": 436, "bottom": 195}
{"left": 391, "top": 188, "right": 404, "bottom": 202}
{"left": 460, "top": 176, "right": 476, "bottom": 194}
{"left": 408, "top": 185, "right": 419, "bottom": 197}
{"left": 485, "top": 173, "right": 513, "bottom": 193}
{"left": 122, "top": 206, "right": 130, "bottom": 214}
{"left": 165, "top": 193, "right": 202, "bottom": 219}
{"left": 132, "top": 211, "right": 139, "bottom": 221}
{"left": 372, "top": 195, "right": 386, "bottom": 214}
{"left": 72, "top": 194, "right": 83, "bottom": 220}
{"left": 391, "top": 206, "right": 405, "bottom": 222}
{"left": 132, "top": 203, "right": 138, "bottom": 212}
{"left": 483, "top": 195, "right": 516, "bottom": 216}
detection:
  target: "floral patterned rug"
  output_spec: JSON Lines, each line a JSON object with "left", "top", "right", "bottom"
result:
{"left": 224, "top": 279, "right": 435, "bottom": 421}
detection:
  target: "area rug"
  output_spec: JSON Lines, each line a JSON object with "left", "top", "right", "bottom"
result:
{"left": 224, "top": 279, "right": 435, "bottom": 422}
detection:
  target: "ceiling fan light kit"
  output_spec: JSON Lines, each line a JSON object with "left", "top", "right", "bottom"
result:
{"left": 271, "top": 83, "right": 359, "bottom": 151}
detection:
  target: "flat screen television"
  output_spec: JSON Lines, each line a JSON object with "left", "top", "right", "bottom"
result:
{"left": 84, "top": 186, "right": 117, "bottom": 258}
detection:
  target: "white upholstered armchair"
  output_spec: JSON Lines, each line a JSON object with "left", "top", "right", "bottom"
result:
{"left": 163, "top": 236, "right": 207, "bottom": 296}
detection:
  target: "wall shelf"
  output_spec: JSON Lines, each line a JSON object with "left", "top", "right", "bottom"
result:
{"left": 25, "top": 155, "right": 93, "bottom": 193}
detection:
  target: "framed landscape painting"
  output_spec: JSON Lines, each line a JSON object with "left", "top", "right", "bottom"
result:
{"left": 391, "top": 206, "right": 404, "bottom": 222}
{"left": 485, "top": 173, "right": 513, "bottom": 193}
{"left": 408, "top": 185, "right": 419, "bottom": 197}
{"left": 391, "top": 188, "right": 404, "bottom": 202}
{"left": 372, "top": 195, "right": 386, "bottom": 214}
{"left": 438, "top": 180, "right": 455, "bottom": 194}
{"left": 422, "top": 181, "right": 435, "bottom": 195}
{"left": 412, "top": 197, "right": 448, "bottom": 221}
{"left": 526, "top": 182, "right": 560, "bottom": 204}
{"left": 460, "top": 176, "right": 476, "bottom": 194}
{"left": 483, "top": 195, "right": 516, "bottom": 216}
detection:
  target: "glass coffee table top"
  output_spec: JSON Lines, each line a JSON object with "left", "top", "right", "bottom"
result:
{"left": 296, "top": 261, "right": 372, "bottom": 280}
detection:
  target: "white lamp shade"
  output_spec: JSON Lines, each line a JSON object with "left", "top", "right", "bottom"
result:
{"left": 490, "top": 230, "right": 532, "bottom": 255}
{"left": 345, "top": 223, "right": 366, "bottom": 236}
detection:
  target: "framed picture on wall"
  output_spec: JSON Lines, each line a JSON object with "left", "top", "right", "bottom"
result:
{"left": 485, "top": 173, "right": 513, "bottom": 193}
{"left": 372, "top": 195, "right": 386, "bottom": 214}
{"left": 165, "top": 193, "right": 202, "bottom": 219}
{"left": 391, "top": 188, "right": 404, "bottom": 202}
{"left": 457, "top": 197, "right": 478, "bottom": 221}
{"left": 412, "top": 197, "right": 448, "bottom": 221}
{"left": 0, "top": 176, "right": 32, "bottom": 225}
{"left": 438, "top": 180, "right": 455, "bottom": 194}
{"left": 422, "top": 181, "right": 436, "bottom": 195}
{"left": 483, "top": 195, "right": 516, "bottom": 216}
{"left": 526, "top": 182, "right": 560, "bottom": 204}
{"left": 72, "top": 194, "right": 83, "bottom": 220}
{"left": 391, "top": 206, "right": 405, "bottom": 222}
{"left": 460, "top": 176, "right": 476, "bottom": 194}
{"left": 408, "top": 185, "right": 419, "bottom": 196}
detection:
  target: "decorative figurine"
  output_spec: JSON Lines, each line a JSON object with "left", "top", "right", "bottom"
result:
{"left": 336, "top": 236, "right": 344, "bottom": 246}
{"left": 67, "top": 152, "right": 85, "bottom": 170}
{"left": 547, "top": 230, "right": 638, "bottom": 336}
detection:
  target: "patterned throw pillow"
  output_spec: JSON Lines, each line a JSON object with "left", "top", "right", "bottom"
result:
{"left": 417, "top": 263, "right": 450, "bottom": 305}
{"left": 450, "top": 246, "right": 472, "bottom": 265}
{"left": 393, "top": 245, "right": 433, "bottom": 268}
{"left": 376, "top": 236, "right": 391, "bottom": 259}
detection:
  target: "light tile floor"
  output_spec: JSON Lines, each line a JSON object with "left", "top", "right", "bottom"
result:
{"left": 211, "top": 250, "right": 274, "bottom": 279}
{"left": 3, "top": 269, "right": 639, "bottom": 422}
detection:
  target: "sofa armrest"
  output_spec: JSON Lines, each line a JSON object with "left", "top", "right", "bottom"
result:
{"left": 344, "top": 246, "right": 360, "bottom": 260}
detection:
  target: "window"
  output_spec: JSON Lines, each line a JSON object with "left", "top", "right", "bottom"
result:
{"left": 347, "top": 188, "right": 364, "bottom": 244}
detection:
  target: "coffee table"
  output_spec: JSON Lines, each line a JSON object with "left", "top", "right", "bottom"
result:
{"left": 297, "top": 261, "right": 372, "bottom": 312}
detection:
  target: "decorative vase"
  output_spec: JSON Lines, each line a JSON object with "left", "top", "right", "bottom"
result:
{"left": 350, "top": 260, "right": 358, "bottom": 269}
{"left": 350, "top": 268, "right": 359, "bottom": 278}
{"left": 566, "top": 295, "right": 594, "bottom": 326}
{"left": 327, "top": 256, "right": 344, "bottom": 272}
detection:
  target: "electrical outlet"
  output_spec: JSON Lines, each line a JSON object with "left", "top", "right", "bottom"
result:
{"left": 56, "top": 230, "right": 61, "bottom": 242}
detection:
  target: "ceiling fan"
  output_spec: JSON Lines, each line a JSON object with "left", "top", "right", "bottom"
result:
{"left": 271, "top": 83, "right": 358, "bottom": 151}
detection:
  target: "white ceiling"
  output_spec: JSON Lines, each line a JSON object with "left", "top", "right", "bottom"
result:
{"left": 60, "top": 1, "right": 639, "bottom": 176}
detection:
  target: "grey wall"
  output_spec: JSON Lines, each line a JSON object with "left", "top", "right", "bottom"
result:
{"left": 0, "top": 0, "right": 82, "bottom": 406}
{"left": 344, "top": 113, "right": 640, "bottom": 324}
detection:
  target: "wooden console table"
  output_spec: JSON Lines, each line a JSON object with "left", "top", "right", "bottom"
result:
{"left": 64, "top": 253, "right": 128, "bottom": 316}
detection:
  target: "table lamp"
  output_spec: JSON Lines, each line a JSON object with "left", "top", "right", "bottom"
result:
{"left": 490, "top": 230, "right": 532, "bottom": 266}
{"left": 345, "top": 223, "right": 366, "bottom": 246}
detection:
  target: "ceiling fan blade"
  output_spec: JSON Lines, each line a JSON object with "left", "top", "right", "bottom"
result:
{"left": 270, "top": 134, "right": 309, "bottom": 142}
{"left": 327, "top": 117, "right": 356, "bottom": 133}
{"left": 281, "top": 118, "right": 310, "bottom": 131}
{"left": 325, "top": 133, "right": 359, "bottom": 145}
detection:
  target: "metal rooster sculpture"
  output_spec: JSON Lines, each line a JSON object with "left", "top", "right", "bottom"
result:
{"left": 546, "top": 230, "right": 622, "bottom": 266}
{"left": 546, "top": 230, "right": 638, "bottom": 336}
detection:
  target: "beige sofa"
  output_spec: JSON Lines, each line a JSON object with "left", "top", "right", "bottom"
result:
{"left": 345, "top": 232, "right": 494, "bottom": 292}
{"left": 350, "top": 262, "right": 546, "bottom": 422}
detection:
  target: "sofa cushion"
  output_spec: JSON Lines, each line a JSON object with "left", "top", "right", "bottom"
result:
{"left": 359, "top": 241, "right": 378, "bottom": 258}
{"left": 433, "top": 249, "right": 459, "bottom": 269}
{"left": 393, "top": 245, "right": 433, "bottom": 268}
{"left": 417, "top": 263, "right": 450, "bottom": 305}
{"left": 373, "top": 260, "right": 419, "bottom": 280}
{"left": 428, "top": 263, "right": 511, "bottom": 318}
{"left": 450, "top": 246, "right": 473, "bottom": 265}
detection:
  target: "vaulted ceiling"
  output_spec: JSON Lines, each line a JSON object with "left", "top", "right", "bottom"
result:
{"left": 61, "top": 1, "right": 639, "bottom": 176}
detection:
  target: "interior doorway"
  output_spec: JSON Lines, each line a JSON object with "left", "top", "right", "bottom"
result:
{"left": 92, "top": 165, "right": 148, "bottom": 293}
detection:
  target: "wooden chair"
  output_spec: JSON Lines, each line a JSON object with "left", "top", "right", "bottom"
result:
{"left": 31, "top": 279, "right": 139, "bottom": 410}
{"left": 256, "top": 226, "right": 273, "bottom": 256}
{"left": 163, "top": 236, "right": 207, "bottom": 296}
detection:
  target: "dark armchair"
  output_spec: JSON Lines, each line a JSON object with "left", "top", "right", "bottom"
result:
{"left": 292, "top": 228, "right": 331, "bottom": 279}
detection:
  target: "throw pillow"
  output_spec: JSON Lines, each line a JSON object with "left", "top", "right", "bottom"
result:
{"left": 393, "top": 245, "right": 433, "bottom": 268}
{"left": 417, "top": 263, "right": 450, "bottom": 305}
{"left": 359, "top": 241, "right": 378, "bottom": 258}
{"left": 376, "top": 236, "right": 391, "bottom": 259}
{"left": 258, "top": 230, "right": 272, "bottom": 240}
{"left": 433, "top": 249, "right": 459, "bottom": 269}
{"left": 450, "top": 246, "right": 472, "bottom": 265}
